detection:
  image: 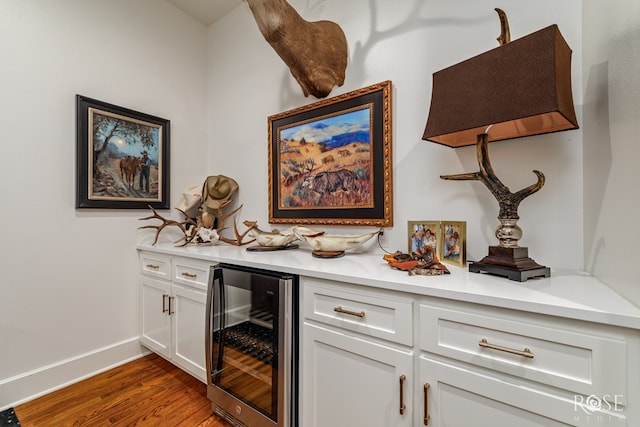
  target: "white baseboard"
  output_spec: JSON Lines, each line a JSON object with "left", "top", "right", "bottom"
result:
{"left": 0, "top": 337, "right": 150, "bottom": 411}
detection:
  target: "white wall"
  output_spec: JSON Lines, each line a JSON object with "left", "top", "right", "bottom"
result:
{"left": 0, "top": 0, "right": 208, "bottom": 408}
{"left": 207, "top": 0, "right": 584, "bottom": 268}
{"left": 2, "top": 0, "right": 638, "bottom": 412}
{"left": 582, "top": 0, "right": 640, "bottom": 307}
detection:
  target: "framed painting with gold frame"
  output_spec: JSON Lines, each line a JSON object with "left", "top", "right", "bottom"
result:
{"left": 268, "top": 81, "right": 393, "bottom": 226}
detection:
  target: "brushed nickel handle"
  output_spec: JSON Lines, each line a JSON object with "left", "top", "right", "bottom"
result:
{"left": 479, "top": 338, "right": 534, "bottom": 358}
{"left": 399, "top": 375, "right": 406, "bottom": 415}
{"left": 146, "top": 264, "right": 160, "bottom": 269}
{"left": 181, "top": 272, "right": 197, "bottom": 279}
{"left": 168, "top": 296, "right": 175, "bottom": 315}
{"left": 423, "top": 383, "right": 430, "bottom": 425}
{"left": 162, "top": 294, "right": 169, "bottom": 313}
{"left": 333, "top": 306, "right": 365, "bottom": 318}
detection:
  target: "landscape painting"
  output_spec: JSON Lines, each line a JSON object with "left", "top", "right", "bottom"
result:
{"left": 269, "top": 81, "right": 393, "bottom": 226}
{"left": 76, "top": 95, "right": 170, "bottom": 209}
{"left": 279, "top": 106, "right": 373, "bottom": 210}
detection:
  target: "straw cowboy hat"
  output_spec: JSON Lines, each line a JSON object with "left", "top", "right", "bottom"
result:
{"left": 201, "top": 175, "right": 239, "bottom": 214}
{"left": 176, "top": 185, "right": 202, "bottom": 219}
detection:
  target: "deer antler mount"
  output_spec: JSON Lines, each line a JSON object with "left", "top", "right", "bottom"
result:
{"left": 246, "top": 0, "right": 347, "bottom": 98}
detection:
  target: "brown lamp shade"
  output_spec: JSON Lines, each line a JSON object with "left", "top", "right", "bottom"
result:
{"left": 423, "top": 24, "right": 579, "bottom": 147}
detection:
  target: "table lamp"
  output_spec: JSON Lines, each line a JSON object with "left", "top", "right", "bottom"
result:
{"left": 422, "top": 9, "right": 579, "bottom": 281}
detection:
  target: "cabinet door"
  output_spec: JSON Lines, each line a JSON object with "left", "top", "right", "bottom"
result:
{"left": 302, "top": 322, "right": 413, "bottom": 427}
{"left": 140, "top": 276, "right": 171, "bottom": 358}
{"left": 420, "top": 356, "right": 626, "bottom": 427}
{"left": 171, "top": 284, "right": 207, "bottom": 383}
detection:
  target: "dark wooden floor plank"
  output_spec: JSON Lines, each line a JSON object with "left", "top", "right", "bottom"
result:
{"left": 15, "top": 354, "right": 230, "bottom": 427}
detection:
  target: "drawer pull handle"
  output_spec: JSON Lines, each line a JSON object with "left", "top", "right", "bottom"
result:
{"left": 168, "top": 296, "right": 175, "bottom": 315}
{"left": 162, "top": 294, "right": 169, "bottom": 313}
{"left": 423, "top": 383, "right": 430, "bottom": 425}
{"left": 333, "top": 306, "right": 365, "bottom": 318}
{"left": 146, "top": 264, "right": 160, "bottom": 270}
{"left": 479, "top": 338, "right": 534, "bottom": 358}
{"left": 181, "top": 272, "right": 197, "bottom": 279}
{"left": 399, "top": 375, "right": 406, "bottom": 415}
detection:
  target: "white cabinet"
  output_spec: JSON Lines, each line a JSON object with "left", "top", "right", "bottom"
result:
{"left": 300, "top": 277, "right": 638, "bottom": 427}
{"left": 417, "top": 299, "right": 635, "bottom": 426}
{"left": 140, "top": 275, "right": 171, "bottom": 357}
{"left": 136, "top": 244, "right": 640, "bottom": 426}
{"left": 138, "top": 251, "right": 211, "bottom": 383}
{"left": 170, "top": 283, "right": 207, "bottom": 380}
{"left": 420, "top": 356, "right": 585, "bottom": 426}
{"left": 301, "top": 277, "right": 414, "bottom": 427}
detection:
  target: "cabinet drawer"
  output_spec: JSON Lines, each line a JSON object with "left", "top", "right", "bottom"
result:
{"left": 139, "top": 252, "right": 171, "bottom": 279}
{"left": 419, "top": 301, "right": 628, "bottom": 402}
{"left": 172, "top": 257, "right": 212, "bottom": 291}
{"left": 303, "top": 277, "right": 413, "bottom": 346}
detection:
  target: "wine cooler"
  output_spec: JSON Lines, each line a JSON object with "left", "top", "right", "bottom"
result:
{"left": 205, "top": 263, "right": 298, "bottom": 427}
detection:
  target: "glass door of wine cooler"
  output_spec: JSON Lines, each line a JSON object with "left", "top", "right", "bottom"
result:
{"left": 206, "top": 263, "right": 296, "bottom": 427}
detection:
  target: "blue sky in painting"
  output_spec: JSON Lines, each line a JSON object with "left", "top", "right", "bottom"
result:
{"left": 281, "top": 107, "right": 371, "bottom": 146}
{"left": 100, "top": 127, "right": 159, "bottom": 161}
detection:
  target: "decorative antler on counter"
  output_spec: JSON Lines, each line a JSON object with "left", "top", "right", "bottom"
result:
{"left": 138, "top": 201, "right": 256, "bottom": 247}
{"left": 138, "top": 206, "right": 198, "bottom": 246}
{"left": 213, "top": 199, "right": 255, "bottom": 246}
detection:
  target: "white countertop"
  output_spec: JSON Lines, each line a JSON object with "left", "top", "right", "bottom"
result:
{"left": 137, "top": 241, "right": 640, "bottom": 330}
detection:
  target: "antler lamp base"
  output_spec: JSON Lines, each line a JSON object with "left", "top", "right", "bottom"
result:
{"left": 469, "top": 246, "right": 550, "bottom": 282}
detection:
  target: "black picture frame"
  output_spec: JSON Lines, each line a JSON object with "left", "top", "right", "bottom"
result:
{"left": 268, "top": 81, "right": 393, "bottom": 226}
{"left": 76, "top": 95, "right": 170, "bottom": 209}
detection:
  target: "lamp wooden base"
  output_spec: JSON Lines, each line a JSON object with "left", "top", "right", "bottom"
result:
{"left": 469, "top": 246, "right": 550, "bottom": 282}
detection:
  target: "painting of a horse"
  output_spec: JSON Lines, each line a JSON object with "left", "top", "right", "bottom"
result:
{"left": 119, "top": 156, "right": 141, "bottom": 188}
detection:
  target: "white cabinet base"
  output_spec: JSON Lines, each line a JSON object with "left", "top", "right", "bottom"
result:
{"left": 421, "top": 356, "right": 626, "bottom": 427}
{"left": 171, "top": 284, "right": 207, "bottom": 381}
{"left": 138, "top": 251, "right": 209, "bottom": 383}
{"left": 303, "top": 323, "right": 413, "bottom": 427}
{"left": 140, "top": 276, "right": 171, "bottom": 357}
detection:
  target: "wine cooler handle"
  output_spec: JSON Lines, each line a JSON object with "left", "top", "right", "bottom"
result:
{"left": 205, "top": 265, "right": 226, "bottom": 385}
{"left": 214, "top": 267, "right": 226, "bottom": 374}
{"left": 205, "top": 268, "right": 214, "bottom": 385}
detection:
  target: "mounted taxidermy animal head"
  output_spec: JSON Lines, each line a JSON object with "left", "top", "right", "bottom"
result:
{"left": 245, "top": 0, "right": 348, "bottom": 98}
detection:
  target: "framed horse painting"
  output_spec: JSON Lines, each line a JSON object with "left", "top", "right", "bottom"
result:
{"left": 75, "top": 95, "right": 170, "bottom": 209}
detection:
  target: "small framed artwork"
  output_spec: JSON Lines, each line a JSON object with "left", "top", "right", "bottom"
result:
{"left": 76, "top": 95, "right": 170, "bottom": 209}
{"left": 407, "top": 221, "right": 440, "bottom": 257}
{"left": 268, "top": 80, "right": 393, "bottom": 226}
{"left": 441, "top": 221, "right": 466, "bottom": 267}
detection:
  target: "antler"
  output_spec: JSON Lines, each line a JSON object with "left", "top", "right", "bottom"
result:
{"left": 139, "top": 201, "right": 257, "bottom": 247}
{"left": 495, "top": 8, "right": 511, "bottom": 46}
{"left": 138, "top": 205, "right": 197, "bottom": 245}
{"left": 440, "top": 133, "right": 544, "bottom": 220}
{"left": 215, "top": 199, "right": 256, "bottom": 246}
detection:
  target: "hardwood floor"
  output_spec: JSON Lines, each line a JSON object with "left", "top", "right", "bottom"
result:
{"left": 15, "top": 354, "right": 231, "bottom": 427}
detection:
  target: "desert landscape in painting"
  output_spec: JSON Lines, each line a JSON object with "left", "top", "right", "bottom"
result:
{"left": 278, "top": 135, "right": 373, "bottom": 210}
